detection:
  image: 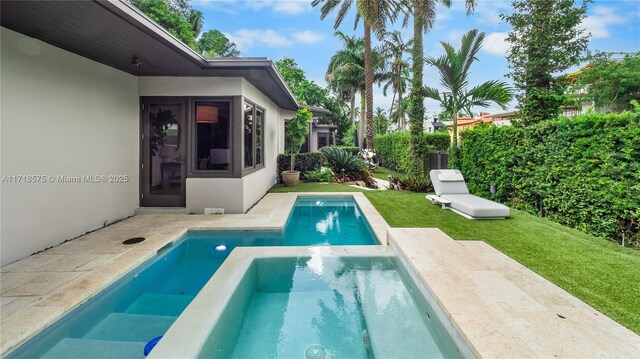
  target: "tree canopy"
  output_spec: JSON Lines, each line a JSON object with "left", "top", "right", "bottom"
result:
{"left": 198, "top": 30, "right": 240, "bottom": 57}
{"left": 275, "top": 58, "right": 351, "bottom": 141}
{"left": 130, "top": 0, "right": 240, "bottom": 57}
{"left": 571, "top": 52, "right": 640, "bottom": 112}
{"left": 502, "top": 0, "right": 590, "bottom": 125}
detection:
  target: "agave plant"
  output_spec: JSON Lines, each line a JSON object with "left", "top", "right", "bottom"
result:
{"left": 320, "top": 146, "right": 366, "bottom": 178}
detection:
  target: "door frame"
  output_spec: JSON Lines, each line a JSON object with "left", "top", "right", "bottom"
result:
{"left": 139, "top": 96, "right": 188, "bottom": 207}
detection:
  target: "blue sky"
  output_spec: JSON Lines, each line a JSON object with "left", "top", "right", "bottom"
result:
{"left": 193, "top": 0, "right": 640, "bottom": 116}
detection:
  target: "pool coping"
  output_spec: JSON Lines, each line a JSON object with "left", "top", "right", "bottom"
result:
{"left": 0, "top": 192, "right": 388, "bottom": 356}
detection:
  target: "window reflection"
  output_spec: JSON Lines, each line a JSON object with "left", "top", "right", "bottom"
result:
{"left": 196, "top": 102, "right": 231, "bottom": 171}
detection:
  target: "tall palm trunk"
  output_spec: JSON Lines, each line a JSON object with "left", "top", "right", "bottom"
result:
{"left": 398, "top": 90, "right": 405, "bottom": 130}
{"left": 363, "top": 23, "right": 374, "bottom": 150}
{"left": 388, "top": 91, "right": 396, "bottom": 128}
{"left": 409, "top": 15, "right": 425, "bottom": 164}
{"left": 350, "top": 94, "right": 356, "bottom": 126}
{"left": 359, "top": 87, "right": 366, "bottom": 148}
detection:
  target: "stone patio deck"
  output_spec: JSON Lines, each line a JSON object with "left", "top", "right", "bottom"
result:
{"left": 389, "top": 228, "right": 640, "bottom": 358}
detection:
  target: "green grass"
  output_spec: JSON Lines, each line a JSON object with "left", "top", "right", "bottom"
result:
{"left": 371, "top": 167, "right": 397, "bottom": 180}
{"left": 267, "top": 183, "right": 640, "bottom": 334}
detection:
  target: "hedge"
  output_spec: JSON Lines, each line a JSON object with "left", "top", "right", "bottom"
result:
{"left": 455, "top": 111, "right": 640, "bottom": 246}
{"left": 373, "top": 132, "right": 450, "bottom": 174}
{"left": 277, "top": 152, "right": 324, "bottom": 180}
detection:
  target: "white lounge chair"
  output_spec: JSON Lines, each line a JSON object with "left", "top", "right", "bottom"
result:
{"left": 427, "top": 169, "right": 510, "bottom": 219}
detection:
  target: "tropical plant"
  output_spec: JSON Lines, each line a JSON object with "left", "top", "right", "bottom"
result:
{"left": 382, "top": 31, "right": 413, "bottom": 131}
{"left": 305, "top": 168, "right": 335, "bottom": 182}
{"left": 502, "top": 0, "right": 590, "bottom": 125}
{"left": 373, "top": 107, "right": 389, "bottom": 135}
{"left": 188, "top": 9, "right": 203, "bottom": 36}
{"left": 424, "top": 29, "right": 514, "bottom": 146}
{"left": 406, "top": 0, "right": 476, "bottom": 162}
{"left": 285, "top": 108, "right": 312, "bottom": 172}
{"left": 313, "top": 0, "right": 401, "bottom": 151}
{"left": 198, "top": 30, "right": 240, "bottom": 57}
{"left": 388, "top": 174, "right": 432, "bottom": 192}
{"left": 320, "top": 146, "right": 366, "bottom": 178}
{"left": 390, "top": 97, "right": 410, "bottom": 130}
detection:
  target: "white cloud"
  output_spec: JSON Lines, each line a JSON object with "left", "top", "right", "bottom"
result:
{"left": 292, "top": 31, "right": 325, "bottom": 44}
{"left": 245, "top": 0, "right": 310, "bottom": 15}
{"left": 226, "top": 28, "right": 325, "bottom": 51}
{"left": 481, "top": 32, "right": 510, "bottom": 56}
{"left": 581, "top": 6, "right": 628, "bottom": 39}
{"left": 226, "top": 29, "right": 290, "bottom": 51}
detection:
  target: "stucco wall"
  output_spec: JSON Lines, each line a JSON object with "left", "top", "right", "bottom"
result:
{"left": 0, "top": 28, "right": 139, "bottom": 265}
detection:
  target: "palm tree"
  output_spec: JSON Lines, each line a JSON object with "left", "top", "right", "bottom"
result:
{"left": 313, "top": 0, "right": 400, "bottom": 150}
{"left": 406, "top": 0, "right": 476, "bottom": 157}
{"left": 326, "top": 32, "right": 364, "bottom": 131}
{"left": 382, "top": 31, "right": 413, "bottom": 131}
{"left": 373, "top": 107, "right": 389, "bottom": 135}
{"left": 390, "top": 97, "right": 410, "bottom": 130}
{"left": 326, "top": 32, "right": 387, "bottom": 148}
{"left": 424, "top": 29, "right": 514, "bottom": 146}
{"left": 188, "top": 10, "right": 203, "bottom": 37}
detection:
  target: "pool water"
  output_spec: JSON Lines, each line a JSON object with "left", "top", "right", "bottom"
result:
{"left": 203, "top": 257, "right": 463, "bottom": 359}
{"left": 7, "top": 196, "right": 378, "bottom": 358}
{"left": 6, "top": 231, "right": 280, "bottom": 359}
{"left": 282, "top": 196, "right": 378, "bottom": 245}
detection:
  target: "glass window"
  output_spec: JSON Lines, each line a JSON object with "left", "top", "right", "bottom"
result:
{"left": 195, "top": 101, "right": 231, "bottom": 171}
{"left": 256, "top": 108, "right": 264, "bottom": 165}
{"left": 244, "top": 102, "right": 254, "bottom": 168}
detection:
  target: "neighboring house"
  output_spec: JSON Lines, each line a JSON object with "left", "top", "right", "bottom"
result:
{"left": 297, "top": 107, "right": 337, "bottom": 153}
{"left": 0, "top": 1, "right": 303, "bottom": 265}
{"left": 443, "top": 111, "right": 517, "bottom": 142}
{"left": 563, "top": 65, "right": 611, "bottom": 118}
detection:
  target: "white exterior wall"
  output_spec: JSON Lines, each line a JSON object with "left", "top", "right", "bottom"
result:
{"left": 138, "top": 77, "right": 293, "bottom": 214}
{"left": 0, "top": 28, "right": 139, "bottom": 265}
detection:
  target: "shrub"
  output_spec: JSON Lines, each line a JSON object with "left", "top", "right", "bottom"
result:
{"left": 320, "top": 146, "right": 366, "bottom": 177}
{"left": 333, "top": 146, "right": 360, "bottom": 156}
{"left": 374, "top": 132, "right": 450, "bottom": 174}
{"left": 284, "top": 107, "right": 312, "bottom": 171}
{"left": 388, "top": 174, "right": 433, "bottom": 192}
{"left": 456, "top": 111, "right": 640, "bottom": 245}
{"left": 305, "top": 168, "right": 334, "bottom": 182}
{"left": 277, "top": 152, "right": 324, "bottom": 179}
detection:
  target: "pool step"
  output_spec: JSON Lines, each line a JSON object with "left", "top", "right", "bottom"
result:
{"left": 124, "top": 293, "right": 195, "bottom": 316}
{"left": 354, "top": 270, "right": 444, "bottom": 359}
{"left": 84, "top": 313, "right": 175, "bottom": 342}
{"left": 42, "top": 338, "right": 146, "bottom": 359}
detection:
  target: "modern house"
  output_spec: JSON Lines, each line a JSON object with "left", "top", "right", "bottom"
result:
{"left": 0, "top": 0, "right": 303, "bottom": 265}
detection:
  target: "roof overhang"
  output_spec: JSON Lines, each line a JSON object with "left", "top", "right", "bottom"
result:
{"left": 0, "top": 0, "right": 299, "bottom": 110}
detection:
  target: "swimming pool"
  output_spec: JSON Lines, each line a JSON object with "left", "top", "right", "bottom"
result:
{"left": 282, "top": 196, "right": 378, "bottom": 245}
{"left": 5, "top": 195, "right": 377, "bottom": 358}
{"left": 149, "top": 249, "right": 473, "bottom": 359}
{"left": 225, "top": 257, "right": 462, "bottom": 358}
{"left": 5, "top": 231, "right": 281, "bottom": 359}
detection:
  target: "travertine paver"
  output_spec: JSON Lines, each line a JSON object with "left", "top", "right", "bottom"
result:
{"left": 0, "top": 192, "right": 384, "bottom": 355}
{"left": 389, "top": 228, "right": 640, "bottom": 358}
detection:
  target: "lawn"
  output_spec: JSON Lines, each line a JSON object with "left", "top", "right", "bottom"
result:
{"left": 371, "top": 166, "right": 397, "bottom": 180}
{"left": 269, "top": 184, "right": 640, "bottom": 334}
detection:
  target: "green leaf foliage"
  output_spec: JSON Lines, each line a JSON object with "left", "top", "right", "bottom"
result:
{"left": 455, "top": 111, "right": 640, "bottom": 246}
{"left": 130, "top": 0, "right": 198, "bottom": 49}
{"left": 277, "top": 153, "right": 324, "bottom": 179}
{"left": 320, "top": 146, "right": 366, "bottom": 178}
{"left": 374, "top": 132, "right": 450, "bottom": 174}
{"left": 198, "top": 30, "right": 240, "bottom": 57}
{"left": 305, "top": 168, "right": 334, "bottom": 182}
{"left": 388, "top": 174, "right": 433, "bottom": 192}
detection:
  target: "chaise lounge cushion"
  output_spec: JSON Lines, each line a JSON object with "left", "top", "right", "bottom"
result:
{"left": 440, "top": 194, "right": 510, "bottom": 218}
{"left": 430, "top": 170, "right": 469, "bottom": 195}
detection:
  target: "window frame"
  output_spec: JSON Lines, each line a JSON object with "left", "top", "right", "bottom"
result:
{"left": 188, "top": 97, "right": 235, "bottom": 178}
{"left": 242, "top": 98, "right": 266, "bottom": 175}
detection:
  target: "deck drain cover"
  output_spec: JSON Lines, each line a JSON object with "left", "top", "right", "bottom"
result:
{"left": 123, "top": 237, "right": 145, "bottom": 245}
{"left": 304, "top": 344, "right": 327, "bottom": 359}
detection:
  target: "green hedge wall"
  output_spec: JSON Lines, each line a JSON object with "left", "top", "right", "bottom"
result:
{"left": 456, "top": 111, "right": 640, "bottom": 245}
{"left": 277, "top": 152, "right": 324, "bottom": 180}
{"left": 374, "top": 132, "right": 450, "bottom": 174}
